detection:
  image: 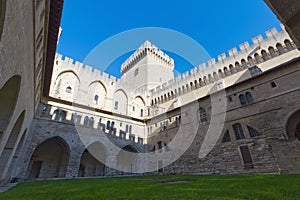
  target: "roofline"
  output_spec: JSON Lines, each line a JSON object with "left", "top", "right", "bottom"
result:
{"left": 43, "top": 0, "right": 64, "bottom": 97}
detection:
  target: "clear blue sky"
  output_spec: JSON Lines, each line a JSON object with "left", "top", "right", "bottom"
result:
{"left": 57, "top": 0, "right": 281, "bottom": 78}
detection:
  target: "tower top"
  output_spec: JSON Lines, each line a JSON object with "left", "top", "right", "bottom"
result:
{"left": 121, "top": 41, "right": 174, "bottom": 74}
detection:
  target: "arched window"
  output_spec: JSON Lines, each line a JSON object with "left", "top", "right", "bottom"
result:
{"left": 254, "top": 53, "right": 261, "bottom": 64}
{"left": 232, "top": 123, "right": 245, "bottom": 140}
{"left": 218, "top": 69, "right": 224, "bottom": 78}
{"left": 229, "top": 65, "right": 235, "bottom": 74}
{"left": 89, "top": 117, "right": 95, "bottom": 128}
{"left": 114, "top": 101, "right": 119, "bottom": 110}
{"left": 94, "top": 95, "right": 99, "bottom": 104}
{"left": 199, "top": 107, "right": 208, "bottom": 123}
{"left": 203, "top": 76, "right": 208, "bottom": 84}
{"left": 52, "top": 109, "right": 66, "bottom": 122}
{"left": 129, "top": 125, "right": 132, "bottom": 134}
{"left": 247, "top": 56, "right": 254, "bottom": 66}
{"left": 261, "top": 50, "right": 269, "bottom": 61}
{"left": 213, "top": 72, "right": 218, "bottom": 80}
{"left": 245, "top": 92, "right": 254, "bottom": 104}
{"left": 84, "top": 116, "right": 89, "bottom": 126}
{"left": 222, "top": 130, "right": 231, "bottom": 143}
{"left": 276, "top": 43, "right": 285, "bottom": 55}
{"left": 235, "top": 62, "right": 241, "bottom": 72}
{"left": 52, "top": 110, "right": 59, "bottom": 121}
{"left": 98, "top": 118, "right": 102, "bottom": 124}
{"left": 111, "top": 121, "right": 115, "bottom": 130}
{"left": 224, "top": 67, "right": 230, "bottom": 76}
{"left": 125, "top": 124, "right": 129, "bottom": 133}
{"left": 268, "top": 47, "right": 277, "bottom": 58}
{"left": 194, "top": 80, "right": 198, "bottom": 88}
{"left": 106, "top": 121, "right": 111, "bottom": 129}
{"left": 239, "top": 94, "right": 247, "bottom": 106}
{"left": 284, "top": 40, "right": 294, "bottom": 51}
{"left": 65, "top": 87, "right": 72, "bottom": 94}
{"left": 241, "top": 59, "right": 248, "bottom": 69}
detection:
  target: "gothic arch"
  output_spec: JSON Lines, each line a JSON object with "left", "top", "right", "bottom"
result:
{"left": 53, "top": 71, "right": 80, "bottom": 100}
{"left": 286, "top": 110, "right": 300, "bottom": 141}
{"left": 27, "top": 137, "right": 70, "bottom": 179}
{"left": 113, "top": 89, "right": 128, "bottom": 115}
{"left": 0, "top": 75, "right": 21, "bottom": 136}
{"left": 132, "top": 96, "right": 146, "bottom": 117}
{"left": 88, "top": 81, "right": 107, "bottom": 107}
{"left": 78, "top": 141, "right": 107, "bottom": 177}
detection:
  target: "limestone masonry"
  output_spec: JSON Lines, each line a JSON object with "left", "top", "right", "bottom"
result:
{"left": 0, "top": 0, "right": 300, "bottom": 186}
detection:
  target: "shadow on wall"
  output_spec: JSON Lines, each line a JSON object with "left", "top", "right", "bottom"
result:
{"left": 0, "top": 0, "right": 6, "bottom": 42}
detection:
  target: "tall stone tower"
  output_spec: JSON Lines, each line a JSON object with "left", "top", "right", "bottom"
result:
{"left": 120, "top": 41, "right": 174, "bottom": 93}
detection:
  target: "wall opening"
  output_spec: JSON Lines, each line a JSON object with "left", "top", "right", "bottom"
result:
{"left": 27, "top": 137, "right": 70, "bottom": 179}
{"left": 0, "top": 76, "right": 22, "bottom": 137}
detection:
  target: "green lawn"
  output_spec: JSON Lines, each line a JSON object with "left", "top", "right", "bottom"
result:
{"left": 1, "top": 174, "right": 300, "bottom": 200}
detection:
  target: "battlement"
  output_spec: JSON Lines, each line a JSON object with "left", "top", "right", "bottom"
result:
{"left": 55, "top": 53, "right": 117, "bottom": 83}
{"left": 149, "top": 25, "right": 298, "bottom": 100}
{"left": 121, "top": 40, "right": 175, "bottom": 74}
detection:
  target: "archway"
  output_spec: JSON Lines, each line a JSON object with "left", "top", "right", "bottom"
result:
{"left": 117, "top": 145, "right": 138, "bottom": 175}
{"left": 286, "top": 110, "right": 300, "bottom": 141}
{"left": 78, "top": 142, "right": 106, "bottom": 177}
{"left": 0, "top": 75, "right": 21, "bottom": 136}
{"left": 28, "top": 137, "right": 70, "bottom": 179}
{"left": 0, "top": 111, "right": 25, "bottom": 179}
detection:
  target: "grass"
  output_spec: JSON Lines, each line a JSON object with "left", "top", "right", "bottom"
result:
{"left": 0, "top": 174, "right": 300, "bottom": 200}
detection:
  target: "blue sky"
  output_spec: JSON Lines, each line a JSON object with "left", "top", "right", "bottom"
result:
{"left": 57, "top": 0, "right": 281, "bottom": 78}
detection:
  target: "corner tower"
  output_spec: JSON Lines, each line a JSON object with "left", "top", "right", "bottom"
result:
{"left": 120, "top": 41, "right": 174, "bottom": 92}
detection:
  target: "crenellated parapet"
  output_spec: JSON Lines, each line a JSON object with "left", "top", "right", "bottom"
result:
{"left": 120, "top": 40, "right": 175, "bottom": 74}
{"left": 54, "top": 53, "right": 117, "bottom": 84}
{"left": 149, "top": 25, "right": 299, "bottom": 107}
